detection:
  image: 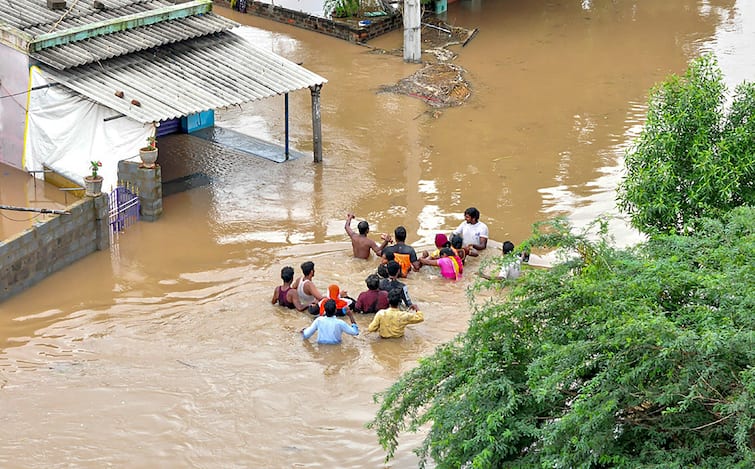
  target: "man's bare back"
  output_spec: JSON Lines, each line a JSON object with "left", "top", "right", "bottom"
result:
{"left": 345, "top": 213, "right": 392, "bottom": 259}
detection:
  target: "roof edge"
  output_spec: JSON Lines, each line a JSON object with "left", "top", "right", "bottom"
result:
{"left": 1, "top": 24, "right": 33, "bottom": 52}
{"left": 29, "top": 0, "right": 213, "bottom": 52}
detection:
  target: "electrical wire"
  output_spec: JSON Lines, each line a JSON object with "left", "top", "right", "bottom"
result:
{"left": 0, "top": 211, "right": 41, "bottom": 222}
{"left": 47, "top": 0, "right": 82, "bottom": 34}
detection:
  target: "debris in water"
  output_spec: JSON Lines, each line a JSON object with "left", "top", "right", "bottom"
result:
{"left": 379, "top": 63, "right": 471, "bottom": 108}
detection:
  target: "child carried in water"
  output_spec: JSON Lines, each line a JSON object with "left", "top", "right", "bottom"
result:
{"left": 423, "top": 233, "right": 466, "bottom": 266}
{"left": 316, "top": 284, "right": 354, "bottom": 316}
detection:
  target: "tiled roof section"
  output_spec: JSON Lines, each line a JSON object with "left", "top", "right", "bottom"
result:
{"left": 41, "top": 31, "right": 328, "bottom": 123}
{"left": 30, "top": 12, "right": 237, "bottom": 69}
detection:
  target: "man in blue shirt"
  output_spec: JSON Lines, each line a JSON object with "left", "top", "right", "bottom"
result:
{"left": 301, "top": 299, "right": 359, "bottom": 344}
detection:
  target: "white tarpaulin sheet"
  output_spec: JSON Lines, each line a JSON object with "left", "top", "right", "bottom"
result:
{"left": 24, "top": 66, "right": 153, "bottom": 192}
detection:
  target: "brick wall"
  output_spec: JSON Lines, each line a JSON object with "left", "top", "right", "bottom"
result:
{"left": 214, "top": 1, "right": 402, "bottom": 43}
{"left": 0, "top": 195, "right": 109, "bottom": 302}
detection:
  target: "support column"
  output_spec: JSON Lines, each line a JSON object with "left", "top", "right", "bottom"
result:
{"left": 117, "top": 160, "right": 163, "bottom": 221}
{"left": 93, "top": 193, "right": 110, "bottom": 251}
{"left": 403, "top": 0, "right": 421, "bottom": 63}
{"left": 284, "top": 92, "right": 290, "bottom": 161}
{"left": 310, "top": 84, "right": 323, "bottom": 163}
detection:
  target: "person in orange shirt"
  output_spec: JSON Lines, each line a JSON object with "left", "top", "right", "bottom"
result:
{"left": 317, "top": 284, "right": 353, "bottom": 316}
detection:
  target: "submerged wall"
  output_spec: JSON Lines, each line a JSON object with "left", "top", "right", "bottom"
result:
{"left": 0, "top": 157, "right": 165, "bottom": 302}
{"left": 0, "top": 195, "right": 109, "bottom": 302}
{"left": 214, "top": 1, "right": 401, "bottom": 43}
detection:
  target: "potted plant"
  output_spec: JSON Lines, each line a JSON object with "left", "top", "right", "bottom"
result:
{"left": 85, "top": 160, "right": 103, "bottom": 196}
{"left": 139, "top": 135, "right": 158, "bottom": 168}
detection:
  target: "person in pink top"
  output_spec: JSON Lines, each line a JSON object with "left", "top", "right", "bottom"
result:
{"left": 419, "top": 248, "right": 463, "bottom": 280}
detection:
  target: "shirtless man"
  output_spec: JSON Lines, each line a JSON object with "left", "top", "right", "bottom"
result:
{"left": 345, "top": 213, "right": 392, "bottom": 260}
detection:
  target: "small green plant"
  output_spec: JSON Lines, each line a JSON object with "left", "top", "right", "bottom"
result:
{"left": 324, "top": 0, "right": 361, "bottom": 18}
{"left": 89, "top": 160, "right": 102, "bottom": 178}
{"left": 142, "top": 136, "right": 157, "bottom": 151}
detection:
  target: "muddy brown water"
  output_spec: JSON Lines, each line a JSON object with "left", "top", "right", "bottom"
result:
{"left": 1, "top": 1, "right": 753, "bottom": 466}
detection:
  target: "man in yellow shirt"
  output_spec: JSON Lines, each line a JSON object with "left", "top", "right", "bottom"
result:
{"left": 367, "top": 289, "right": 424, "bottom": 338}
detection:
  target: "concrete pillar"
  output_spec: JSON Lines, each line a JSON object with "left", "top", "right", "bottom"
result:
{"left": 117, "top": 160, "right": 163, "bottom": 221}
{"left": 310, "top": 84, "right": 323, "bottom": 163}
{"left": 403, "top": 0, "right": 421, "bottom": 63}
{"left": 92, "top": 193, "right": 110, "bottom": 251}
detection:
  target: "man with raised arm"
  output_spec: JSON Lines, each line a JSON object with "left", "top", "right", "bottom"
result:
{"left": 345, "top": 212, "right": 392, "bottom": 259}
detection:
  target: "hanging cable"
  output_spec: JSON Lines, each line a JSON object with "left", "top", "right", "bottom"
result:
{"left": 47, "top": 0, "right": 82, "bottom": 34}
{"left": 0, "top": 82, "right": 59, "bottom": 100}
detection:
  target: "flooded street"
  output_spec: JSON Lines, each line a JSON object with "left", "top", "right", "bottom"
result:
{"left": 1, "top": 0, "right": 754, "bottom": 466}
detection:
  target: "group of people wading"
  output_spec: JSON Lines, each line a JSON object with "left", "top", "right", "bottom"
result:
{"left": 272, "top": 207, "right": 491, "bottom": 344}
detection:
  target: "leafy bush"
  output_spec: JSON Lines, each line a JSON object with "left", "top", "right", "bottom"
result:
{"left": 619, "top": 54, "right": 755, "bottom": 236}
{"left": 369, "top": 210, "right": 755, "bottom": 468}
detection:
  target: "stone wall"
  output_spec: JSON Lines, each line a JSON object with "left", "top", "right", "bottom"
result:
{"left": 214, "top": 1, "right": 402, "bottom": 43}
{"left": 0, "top": 194, "right": 109, "bottom": 302}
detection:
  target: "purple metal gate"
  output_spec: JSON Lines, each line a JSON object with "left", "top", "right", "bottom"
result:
{"left": 108, "top": 185, "right": 140, "bottom": 234}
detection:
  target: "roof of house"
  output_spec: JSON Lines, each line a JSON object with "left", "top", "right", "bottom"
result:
{"left": 3, "top": 0, "right": 327, "bottom": 123}
{"left": 31, "top": 12, "right": 238, "bottom": 69}
{"left": 2, "top": 0, "right": 192, "bottom": 35}
{"left": 40, "top": 31, "right": 327, "bottom": 123}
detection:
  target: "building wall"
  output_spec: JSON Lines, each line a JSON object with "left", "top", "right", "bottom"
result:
{"left": 0, "top": 195, "right": 110, "bottom": 303}
{"left": 214, "top": 1, "right": 402, "bottom": 43}
{"left": 0, "top": 45, "right": 30, "bottom": 169}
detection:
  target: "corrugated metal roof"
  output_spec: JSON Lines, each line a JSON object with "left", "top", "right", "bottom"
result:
{"left": 1, "top": 0, "right": 179, "bottom": 34}
{"left": 30, "top": 13, "right": 237, "bottom": 69}
{"left": 40, "top": 31, "right": 328, "bottom": 123}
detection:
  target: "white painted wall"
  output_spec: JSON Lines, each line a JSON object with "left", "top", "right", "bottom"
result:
{"left": 0, "top": 45, "right": 30, "bottom": 169}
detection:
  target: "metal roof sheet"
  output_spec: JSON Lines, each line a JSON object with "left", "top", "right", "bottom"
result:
{"left": 30, "top": 13, "right": 237, "bottom": 69}
{"left": 40, "top": 31, "right": 328, "bottom": 123}
{"left": 1, "top": 0, "right": 178, "bottom": 34}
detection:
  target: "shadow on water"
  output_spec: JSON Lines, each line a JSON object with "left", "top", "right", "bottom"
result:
{"left": 158, "top": 126, "right": 311, "bottom": 196}
{"left": 162, "top": 173, "right": 212, "bottom": 196}
{"left": 191, "top": 127, "right": 308, "bottom": 163}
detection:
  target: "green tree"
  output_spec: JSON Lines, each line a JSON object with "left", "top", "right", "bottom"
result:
{"left": 369, "top": 209, "right": 755, "bottom": 468}
{"left": 619, "top": 54, "right": 755, "bottom": 235}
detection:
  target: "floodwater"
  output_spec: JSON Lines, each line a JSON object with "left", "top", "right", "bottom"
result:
{"left": 1, "top": 0, "right": 753, "bottom": 466}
